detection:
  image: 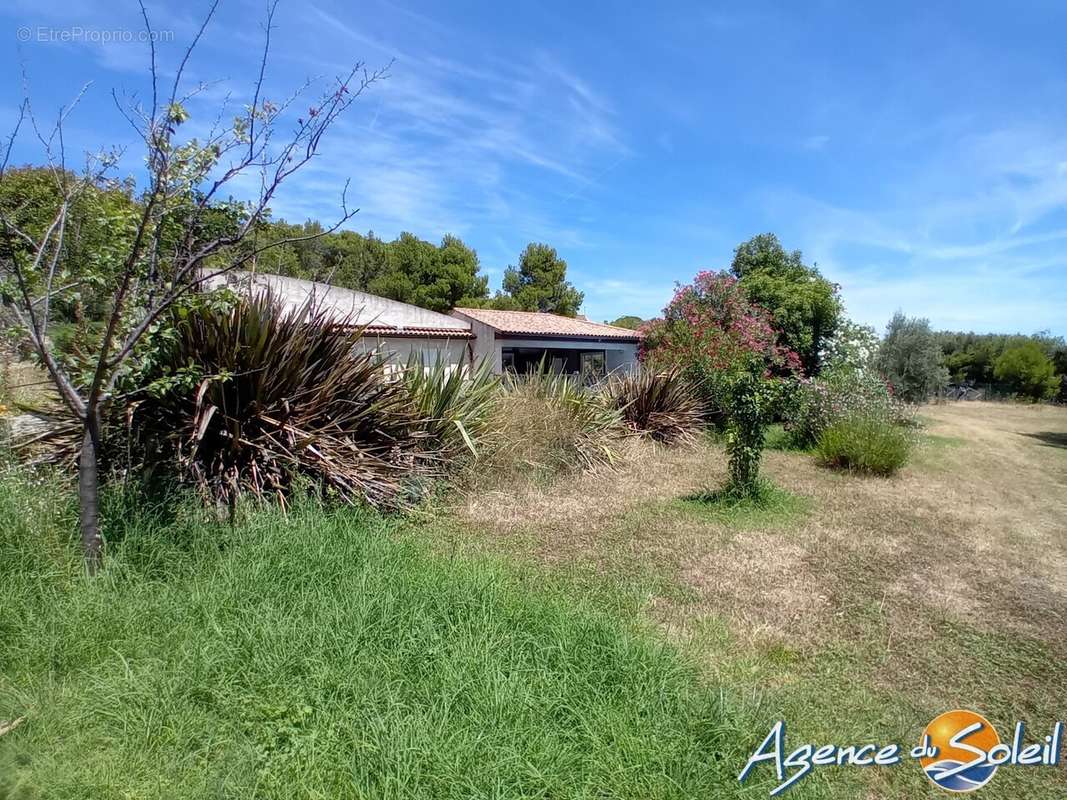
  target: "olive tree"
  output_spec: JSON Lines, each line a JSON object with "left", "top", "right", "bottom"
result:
{"left": 875, "top": 312, "right": 949, "bottom": 402}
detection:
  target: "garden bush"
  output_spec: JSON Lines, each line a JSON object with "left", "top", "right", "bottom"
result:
{"left": 722, "top": 367, "right": 772, "bottom": 496}
{"left": 784, "top": 369, "right": 914, "bottom": 449}
{"left": 127, "top": 291, "right": 435, "bottom": 509}
{"left": 640, "top": 270, "right": 799, "bottom": 423}
{"left": 403, "top": 355, "right": 500, "bottom": 461}
{"left": 606, "top": 367, "right": 704, "bottom": 445}
{"left": 815, "top": 415, "right": 913, "bottom": 475}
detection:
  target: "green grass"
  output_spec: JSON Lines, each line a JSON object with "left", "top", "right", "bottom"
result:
{"left": 920, "top": 432, "right": 967, "bottom": 450}
{"left": 0, "top": 469, "right": 750, "bottom": 799}
{"left": 676, "top": 480, "right": 810, "bottom": 528}
{"left": 762, "top": 423, "right": 808, "bottom": 452}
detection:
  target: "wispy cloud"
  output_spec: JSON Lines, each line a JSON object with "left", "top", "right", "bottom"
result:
{"left": 801, "top": 134, "right": 830, "bottom": 151}
{"left": 250, "top": 3, "right": 632, "bottom": 275}
{"left": 575, "top": 276, "right": 677, "bottom": 324}
{"left": 761, "top": 124, "right": 1067, "bottom": 334}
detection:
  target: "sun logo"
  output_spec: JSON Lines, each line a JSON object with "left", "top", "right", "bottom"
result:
{"left": 919, "top": 710, "right": 1000, "bottom": 792}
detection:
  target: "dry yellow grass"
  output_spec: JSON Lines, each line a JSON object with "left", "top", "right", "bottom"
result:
{"left": 0, "top": 354, "right": 58, "bottom": 414}
{"left": 429, "top": 400, "right": 1067, "bottom": 798}
{"left": 450, "top": 401, "right": 1066, "bottom": 645}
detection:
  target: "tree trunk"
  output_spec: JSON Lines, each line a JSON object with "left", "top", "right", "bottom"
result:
{"left": 79, "top": 412, "right": 103, "bottom": 574}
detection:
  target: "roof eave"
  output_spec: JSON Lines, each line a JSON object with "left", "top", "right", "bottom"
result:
{"left": 360, "top": 326, "right": 474, "bottom": 339}
{"left": 493, "top": 331, "right": 641, "bottom": 343}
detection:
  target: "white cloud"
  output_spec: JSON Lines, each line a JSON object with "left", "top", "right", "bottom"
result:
{"left": 802, "top": 134, "right": 830, "bottom": 151}
{"left": 247, "top": 5, "right": 632, "bottom": 279}
{"left": 758, "top": 123, "right": 1067, "bottom": 334}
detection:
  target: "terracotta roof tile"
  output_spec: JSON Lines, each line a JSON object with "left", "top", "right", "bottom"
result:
{"left": 362, "top": 325, "right": 473, "bottom": 339}
{"left": 452, "top": 307, "right": 641, "bottom": 341}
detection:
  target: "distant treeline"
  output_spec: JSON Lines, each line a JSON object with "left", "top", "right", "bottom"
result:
{"left": 0, "top": 167, "right": 586, "bottom": 319}
{"left": 250, "top": 219, "right": 584, "bottom": 316}
{"left": 934, "top": 330, "right": 1067, "bottom": 384}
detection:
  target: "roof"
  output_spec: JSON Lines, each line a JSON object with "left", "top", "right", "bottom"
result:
{"left": 200, "top": 271, "right": 473, "bottom": 338}
{"left": 451, "top": 307, "right": 641, "bottom": 341}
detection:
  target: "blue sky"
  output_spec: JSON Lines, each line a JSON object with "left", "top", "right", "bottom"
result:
{"left": 3, "top": 0, "right": 1066, "bottom": 334}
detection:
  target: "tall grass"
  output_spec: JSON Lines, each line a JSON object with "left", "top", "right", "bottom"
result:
{"left": 0, "top": 468, "right": 742, "bottom": 799}
{"left": 480, "top": 372, "right": 627, "bottom": 482}
{"left": 815, "top": 415, "right": 913, "bottom": 475}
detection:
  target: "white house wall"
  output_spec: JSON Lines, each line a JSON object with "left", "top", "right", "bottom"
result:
{"left": 354, "top": 335, "right": 473, "bottom": 375}
{"left": 465, "top": 318, "right": 503, "bottom": 372}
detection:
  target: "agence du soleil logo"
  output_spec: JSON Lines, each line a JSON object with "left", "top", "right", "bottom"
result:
{"left": 738, "top": 709, "right": 1063, "bottom": 795}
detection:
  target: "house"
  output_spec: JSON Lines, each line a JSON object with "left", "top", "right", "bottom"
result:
{"left": 203, "top": 271, "right": 641, "bottom": 376}
{"left": 451, "top": 307, "right": 640, "bottom": 376}
{"left": 201, "top": 271, "right": 474, "bottom": 371}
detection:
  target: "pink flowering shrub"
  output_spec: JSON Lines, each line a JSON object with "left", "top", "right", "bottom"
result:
{"left": 640, "top": 270, "right": 800, "bottom": 419}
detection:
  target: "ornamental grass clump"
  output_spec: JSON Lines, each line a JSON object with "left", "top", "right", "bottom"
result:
{"left": 402, "top": 355, "right": 500, "bottom": 462}
{"left": 129, "top": 291, "right": 433, "bottom": 509}
{"left": 606, "top": 367, "right": 705, "bottom": 445}
{"left": 481, "top": 371, "right": 626, "bottom": 482}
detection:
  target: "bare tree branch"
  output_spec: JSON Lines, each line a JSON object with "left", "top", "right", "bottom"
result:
{"left": 0, "top": 0, "right": 386, "bottom": 569}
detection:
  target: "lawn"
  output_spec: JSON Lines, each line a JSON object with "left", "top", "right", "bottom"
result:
{"left": 0, "top": 478, "right": 745, "bottom": 798}
{"left": 2, "top": 401, "right": 1065, "bottom": 798}
{"left": 429, "top": 401, "right": 1067, "bottom": 798}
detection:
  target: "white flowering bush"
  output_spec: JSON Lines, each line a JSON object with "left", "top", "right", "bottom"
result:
{"left": 784, "top": 369, "right": 915, "bottom": 449}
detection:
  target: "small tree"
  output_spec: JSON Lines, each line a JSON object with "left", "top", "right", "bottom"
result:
{"left": 994, "top": 342, "right": 1058, "bottom": 401}
{"left": 729, "top": 233, "right": 842, "bottom": 375}
{"left": 0, "top": 2, "right": 386, "bottom": 571}
{"left": 875, "top": 312, "right": 948, "bottom": 402}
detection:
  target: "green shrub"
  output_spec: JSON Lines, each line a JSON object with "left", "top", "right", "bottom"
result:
{"left": 784, "top": 369, "right": 914, "bottom": 449}
{"left": 993, "top": 342, "right": 1059, "bottom": 401}
{"left": 130, "top": 291, "right": 430, "bottom": 509}
{"left": 815, "top": 415, "right": 913, "bottom": 475}
{"left": 606, "top": 367, "right": 705, "bottom": 445}
{"left": 403, "top": 355, "right": 500, "bottom": 461}
{"left": 639, "top": 270, "right": 800, "bottom": 425}
{"left": 723, "top": 368, "right": 774, "bottom": 496}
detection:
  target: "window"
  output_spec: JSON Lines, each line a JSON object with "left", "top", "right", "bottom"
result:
{"left": 580, "top": 350, "right": 606, "bottom": 379}
{"left": 500, "top": 347, "right": 606, "bottom": 377}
